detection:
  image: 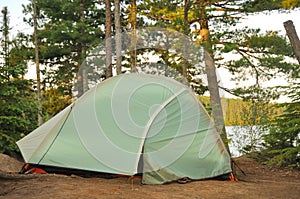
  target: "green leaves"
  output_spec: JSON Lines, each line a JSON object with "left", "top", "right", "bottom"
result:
{"left": 224, "top": 65, "right": 298, "bottom": 168}
{"left": 247, "top": 31, "right": 294, "bottom": 56}
{"left": 42, "top": 88, "right": 73, "bottom": 121}
{"left": 26, "top": 0, "right": 105, "bottom": 96}
{"left": 242, "top": 0, "right": 300, "bottom": 12}
{"left": 260, "top": 83, "right": 300, "bottom": 169}
{"left": 222, "top": 43, "right": 238, "bottom": 53}
{"left": 0, "top": 79, "right": 38, "bottom": 155}
{"left": 282, "top": 0, "right": 300, "bottom": 8}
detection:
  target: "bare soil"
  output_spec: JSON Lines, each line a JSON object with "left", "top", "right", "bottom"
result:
{"left": 1, "top": 153, "right": 299, "bottom": 199}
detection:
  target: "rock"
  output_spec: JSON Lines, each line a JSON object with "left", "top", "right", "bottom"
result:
{"left": 0, "top": 153, "right": 23, "bottom": 173}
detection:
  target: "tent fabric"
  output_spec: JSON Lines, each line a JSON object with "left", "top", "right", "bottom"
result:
{"left": 17, "top": 73, "right": 231, "bottom": 184}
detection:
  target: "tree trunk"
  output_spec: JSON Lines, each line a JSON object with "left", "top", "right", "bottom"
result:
{"left": 105, "top": 0, "right": 113, "bottom": 78}
{"left": 204, "top": 51, "right": 228, "bottom": 150}
{"left": 200, "top": 18, "right": 230, "bottom": 153}
{"left": 284, "top": 20, "right": 300, "bottom": 65}
{"left": 129, "top": 0, "right": 137, "bottom": 72}
{"left": 77, "top": 0, "right": 87, "bottom": 97}
{"left": 1, "top": 7, "right": 9, "bottom": 79}
{"left": 182, "top": 0, "right": 189, "bottom": 83}
{"left": 114, "top": 0, "right": 122, "bottom": 75}
{"left": 33, "top": 0, "right": 43, "bottom": 126}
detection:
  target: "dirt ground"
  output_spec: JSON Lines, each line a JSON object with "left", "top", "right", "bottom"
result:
{"left": 0, "top": 154, "right": 299, "bottom": 199}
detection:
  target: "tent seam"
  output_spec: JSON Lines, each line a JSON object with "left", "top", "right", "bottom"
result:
{"left": 36, "top": 105, "right": 74, "bottom": 166}
{"left": 134, "top": 87, "right": 187, "bottom": 171}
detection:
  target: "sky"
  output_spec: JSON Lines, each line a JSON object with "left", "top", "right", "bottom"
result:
{"left": 0, "top": 0, "right": 31, "bottom": 38}
{"left": 239, "top": 9, "right": 300, "bottom": 34}
{"left": 1, "top": 0, "right": 300, "bottom": 37}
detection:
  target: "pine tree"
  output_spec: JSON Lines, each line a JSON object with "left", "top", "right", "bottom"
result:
{"left": 23, "top": 0, "right": 105, "bottom": 98}
{"left": 0, "top": 8, "right": 38, "bottom": 155}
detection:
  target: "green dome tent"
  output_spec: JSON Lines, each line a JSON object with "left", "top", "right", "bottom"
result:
{"left": 17, "top": 73, "right": 231, "bottom": 184}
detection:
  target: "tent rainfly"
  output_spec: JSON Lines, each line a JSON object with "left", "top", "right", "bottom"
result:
{"left": 17, "top": 73, "right": 232, "bottom": 184}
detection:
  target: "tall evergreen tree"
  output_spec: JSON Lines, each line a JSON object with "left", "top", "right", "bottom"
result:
{"left": 0, "top": 8, "right": 38, "bottom": 155}
{"left": 138, "top": 0, "right": 299, "bottom": 153}
{"left": 23, "top": 0, "right": 105, "bottom": 98}
{"left": 262, "top": 83, "right": 300, "bottom": 169}
{"left": 138, "top": 0, "right": 243, "bottom": 149}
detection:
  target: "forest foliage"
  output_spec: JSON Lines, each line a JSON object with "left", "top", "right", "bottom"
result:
{"left": 0, "top": 0, "right": 299, "bottom": 169}
{"left": 199, "top": 96, "right": 285, "bottom": 126}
